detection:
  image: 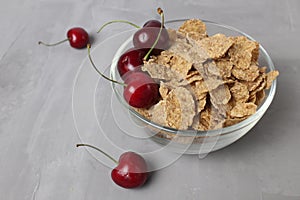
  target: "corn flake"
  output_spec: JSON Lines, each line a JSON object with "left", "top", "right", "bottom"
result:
{"left": 142, "top": 62, "right": 184, "bottom": 82}
{"left": 198, "top": 34, "right": 234, "bottom": 59}
{"left": 266, "top": 70, "right": 279, "bottom": 89}
{"left": 199, "top": 76, "right": 225, "bottom": 91}
{"left": 229, "top": 36, "right": 259, "bottom": 69}
{"left": 191, "top": 80, "right": 209, "bottom": 98}
{"left": 185, "top": 70, "right": 203, "bottom": 84}
{"left": 210, "top": 84, "right": 231, "bottom": 105}
{"left": 166, "top": 87, "right": 195, "bottom": 130}
{"left": 232, "top": 64, "right": 259, "bottom": 81}
{"left": 224, "top": 117, "right": 247, "bottom": 127}
{"left": 159, "top": 81, "right": 170, "bottom": 99}
{"left": 248, "top": 93, "right": 257, "bottom": 104}
{"left": 242, "top": 73, "right": 265, "bottom": 91}
{"left": 149, "top": 100, "right": 167, "bottom": 126}
{"left": 134, "top": 108, "right": 152, "bottom": 119}
{"left": 230, "top": 102, "right": 257, "bottom": 118}
{"left": 178, "top": 19, "right": 207, "bottom": 37}
{"left": 250, "top": 76, "right": 267, "bottom": 96}
{"left": 230, "top": 82, "right": 249, "bottom": 102}
{"left": 211, "top": 59, "right": 233, "bottom": 78}
{"left": 155, "top": 51, "right": 193, "bottom": 78}
{"left": 194, "top": 106, "right": 225, "bottom": 130}
{"left": 197, "top": 96, "right": 207, "bottom": 113}
{"left": 255, "top": 89, "right": 266, "bottom": 106}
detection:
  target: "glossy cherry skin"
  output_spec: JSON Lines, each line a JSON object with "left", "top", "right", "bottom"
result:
{"left": 117, "top": 48, "right": 146, "bottom": 78}
{"left": 143, "top": 20, "right": 164, "bottom": 28}
{"left": 67, "top": 27, "right": 89, "bottom": 49}
{"left": 123, "top": 72, "right": 159, "bottom": 108}
{"left": 111, "top": 152, "right": 148, "bottom": 188}
{"left": 133, "top": 27, "right": 170, "bottom": 53}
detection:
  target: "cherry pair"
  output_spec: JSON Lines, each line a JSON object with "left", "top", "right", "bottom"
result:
{"left": 115, "top": 9, "right": 170, "bottom": 109}
{"left": 92, "top": 8, "right": 169, "bottom": 109}
{"left": 117, "top": 19, "right": 168, "bottom": 77}
{"left": 116, "top": 21, "right": 165, "bottom": 109}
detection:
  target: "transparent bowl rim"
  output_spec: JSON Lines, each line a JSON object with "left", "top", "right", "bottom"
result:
{"left": 110, "top": 18, "right": 277, "bottom": 137}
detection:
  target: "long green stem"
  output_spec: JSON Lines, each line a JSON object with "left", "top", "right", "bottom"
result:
{"left": 87, "top": 44, "right": 126, "bottom": 86}
{"left": 76, "top": 143, "right": 119, "bottom": 164}
{"left": 97, "top": 20, "right": 141, "bottom": 33}
{"left": 38, "top": 38, "right": 69, "bottom": 47}
{"left": 143, "top": 8, "right": 165, "bottom": 61}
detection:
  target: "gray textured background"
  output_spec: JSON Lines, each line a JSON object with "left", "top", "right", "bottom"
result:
{"left": 0, "top": 0, "right": 299, "bottom": 199}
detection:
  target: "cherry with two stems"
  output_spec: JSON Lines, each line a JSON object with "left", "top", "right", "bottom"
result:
{"left": 76, "top": 144, "right": 148, "bottom": 188}
{"left": 38, "top": 27, "right": 89, "bottom": 49}
{"left": 115, "top": 9, "right": 169, "bottom": 81}
{"left": 90, "top": 8, "right": 168, "bottom": 108}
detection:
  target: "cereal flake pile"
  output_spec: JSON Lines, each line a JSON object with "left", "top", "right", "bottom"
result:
{"left": 136, "top": 19, "right": 279, "bottom": 131}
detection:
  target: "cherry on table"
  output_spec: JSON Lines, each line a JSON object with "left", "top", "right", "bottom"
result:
{"left": 38, "top": 27, "right": 89, "bottom": 49}
{"left": 67, "top": 27, "right": 89, "bottom": 49}
{"left": 111, "top": 151, "right": 148, "bottom": 188}
{"left": 76, "top": 144, "right": 148, "bottom": 189}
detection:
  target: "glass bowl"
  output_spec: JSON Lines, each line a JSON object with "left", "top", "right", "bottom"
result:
{"left": 110, "top": 19, "right": 277, "bottom": 154}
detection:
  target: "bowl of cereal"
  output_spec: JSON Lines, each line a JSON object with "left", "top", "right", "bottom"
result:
{"left": 110, "top": 19, "right": 279, "bottom": 154}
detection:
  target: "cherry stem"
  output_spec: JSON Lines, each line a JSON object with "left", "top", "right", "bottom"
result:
{"left": 87, "top": 44, "right": 126, "bottom": 86}
{"left": 143, "top": 8, "right": 165, "bottom": 61}
{"left": 97, "top": 20, "right": 141, "bottom": 33}
{"left": 76, "top": 143, "right": 119, "bottom": 164}
{"left": 38, "top": 38, "right": 69, "bottom": 47}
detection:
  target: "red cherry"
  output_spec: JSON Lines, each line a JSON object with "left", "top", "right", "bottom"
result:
{"left": 111, "top": 152, "right": 148, "bottom": 188}
{"left": 117, "top": 48, "right": 146, "bottom": 78}
{"left": 133, "top": 8, "right": 169, "bottom": 53}
{"left": 76, "top": 144, "right": 148, "bottom": 189}
{"left": 143, "top": 20, "right": 165, "bottom": 28}
{"left": 67, "top": 27, "right": 89, "bottom": 49}
{"left": 133, "top": 27, "right": 170, "bottom": 52}
{"left": 123, "top": 72, "right": 159, "bottom": 108}
{"left": 38, "top": 27, "right": 89, "bottom": 49}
